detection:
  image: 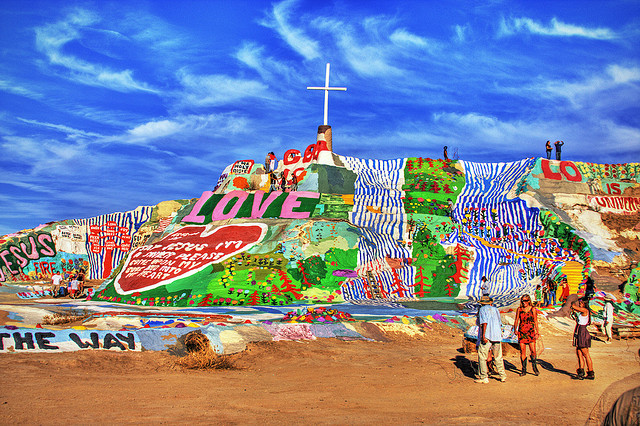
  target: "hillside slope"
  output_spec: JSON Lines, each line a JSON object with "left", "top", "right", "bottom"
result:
{"left": 1, "top": 142, "right": 638, "bottom": 308}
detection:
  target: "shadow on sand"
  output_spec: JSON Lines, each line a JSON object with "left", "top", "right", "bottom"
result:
{"left": 451, "top": 355, "right": 576, "bottom": 379}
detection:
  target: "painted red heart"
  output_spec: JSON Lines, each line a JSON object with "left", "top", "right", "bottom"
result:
{"left": 114, "top": 223, "right": 267, "bottom": 295}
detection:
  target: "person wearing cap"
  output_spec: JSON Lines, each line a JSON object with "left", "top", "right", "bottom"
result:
{"left": 475, "top": 295, "right": 507, "bottom": 383}
{"left": 602, "top": 295, "right": 615, "bottom": 344}
{"left": 554, "top": 140, "right": 564, "bottom": 160}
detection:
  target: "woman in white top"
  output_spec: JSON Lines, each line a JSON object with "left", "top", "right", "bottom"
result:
{"left": 571, "top": 297, "right": 594, "bottom": 380}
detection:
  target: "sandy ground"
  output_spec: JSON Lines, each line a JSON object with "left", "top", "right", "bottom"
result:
{"left": 0, "top": 321, "right": 639, "bottom": 425}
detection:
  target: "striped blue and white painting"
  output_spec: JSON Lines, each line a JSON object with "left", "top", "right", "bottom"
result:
{"left": 75, "top": 206, "right": 153, "bottom": 279}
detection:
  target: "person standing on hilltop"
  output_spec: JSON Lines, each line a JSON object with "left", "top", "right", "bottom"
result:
{"left": 475, "top": 295, "right": 507, "bottom": 383}
{"left": 513, "top": 294, "right": 540, "bottom": 376}
{"left": 554, "top": 140, "right": 564, "bottom": 160}
{"left": 545, "top": 140, "right": 552, "bottom": 159}
{"left": 268, "top": 172, "right": 278, "bottom": 193}
{"left": 264, "top": 152, "right": 272, "bottom": 173}
{"left": 443, "top": 146, "right": 449, "bottom": 161}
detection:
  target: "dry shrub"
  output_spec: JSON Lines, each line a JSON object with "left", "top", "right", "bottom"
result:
{"left": 174, "top": 331, "right": 236, "bottom": 370}
{"left": 42, "top": 308, "right": 91, "bottom": 325}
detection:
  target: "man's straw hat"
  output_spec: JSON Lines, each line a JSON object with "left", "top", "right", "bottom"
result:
{"left": 478, "top": 295, "right": 493, "bottom": 305}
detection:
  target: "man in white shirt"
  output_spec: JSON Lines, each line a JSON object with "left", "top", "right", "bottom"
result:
{"left": 51, "top": 273, "right": 64, "bottom": 297}
{"left": 475, "top": 295, "right": 507, "bottom": 383}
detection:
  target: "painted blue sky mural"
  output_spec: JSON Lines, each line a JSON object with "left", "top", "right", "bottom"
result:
{"left": 1, "top": 0, "right": 639, "bottom": 234}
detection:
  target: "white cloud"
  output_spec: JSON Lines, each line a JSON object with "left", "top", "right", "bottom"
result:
{"left": 498, "top": 16, "right": 617, "bottom": 40}
{"left": 127, "top": 120, "right": 182, "bottom": 141}
{"left": 260, "top": 0, "right": 320, "bottom": 60}
{"left": 177, "top": 71, "right": 269, "bottom": 107}
{"left": 34, "top": 8, "right": 159, "bottom": 93}
{"left": 390, "top": 29, "right": 428, "bottom": 48}
{"left": 432, "top": 112, "right": 532, "bottom": 143}
{"left": 110, "top": 113, "right": 252, "bottom": 146}
{"left": 313, "top": 18, "right": 404, "bottom": 77}
{"left": 452, "top": 24, "right": 471, "bottom": 43}
{"left": 608, "top": 64, "right": 640, "bottom": 84}
{"left": 17, "top": 118, "right": 104, "bottom": 139}
{"left": 524, "top": 64, "right": 640, "bottom": 106}
{"left": 1, "top": 136, "right": 86, "bottom": 176}
{"left": 234, "top": 42, "right": 300, "bottom": 84}
{"left": 0, "top": 79, "right": 44, "bottom": 100}
{"left": 427, "top": 111, "right": 640, "bottom": 162}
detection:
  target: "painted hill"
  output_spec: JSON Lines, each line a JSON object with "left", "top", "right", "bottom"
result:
{"left": 1, "top": 140, "right": 639, "bottom": 310}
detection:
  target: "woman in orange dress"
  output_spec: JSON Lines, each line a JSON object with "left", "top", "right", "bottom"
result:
{"left": 513, "top": 294, "right": 540, "bottom": 376}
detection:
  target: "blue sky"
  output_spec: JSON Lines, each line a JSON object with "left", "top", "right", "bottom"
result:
{"left": 1, "top": 0, "right": 639, "bottom": 235}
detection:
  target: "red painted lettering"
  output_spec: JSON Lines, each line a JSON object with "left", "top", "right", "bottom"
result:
{"left": 316, "top": 139, "right": 328, "bottom": 152}
{"left": 541, "top": 160, "right": 562, "bottom": 180}
{"left": 283, "top": 149, "right": 301, "bottom": 165}
{"left": 607, "top": 183, "right": 621, "bottom": 195}
{"left": 559, "top": 161, "right": 582, "bottom": 182}
{"left": 303, "top": 143, "right": 317, "bottom": 162}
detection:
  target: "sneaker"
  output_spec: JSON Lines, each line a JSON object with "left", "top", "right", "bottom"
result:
{"left": 499, "top": 376, "right": 507, "bottom": 382}
{"left": 605, "top": 340, "right": 611, "bottom": 344}
{"left": 474, "top": 377, "right": 489, "bottom": 384}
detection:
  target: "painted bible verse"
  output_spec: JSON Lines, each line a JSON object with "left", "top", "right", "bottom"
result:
{"left": 114, "top": 223, "right": 267, "bottom": 294}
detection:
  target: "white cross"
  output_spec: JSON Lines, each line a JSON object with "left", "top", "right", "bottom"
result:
{"left": 307, "top": 63, "right": 347, "bottom": 126}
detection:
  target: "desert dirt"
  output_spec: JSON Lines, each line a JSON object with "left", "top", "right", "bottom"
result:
{"left": 1, "top": 320, "right": 639, "bottom": 425}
